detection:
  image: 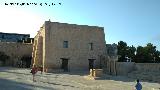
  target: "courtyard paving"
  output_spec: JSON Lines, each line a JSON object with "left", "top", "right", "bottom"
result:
{"left": 0, "top": 67, "right": 159, "bottom": 90}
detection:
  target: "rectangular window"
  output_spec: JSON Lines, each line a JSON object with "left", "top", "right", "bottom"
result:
{"left": 89, "top": 43, "right": 93, "bottom": 50}
{"left": 63, "top": 41, "right": 68, "bottom": 48}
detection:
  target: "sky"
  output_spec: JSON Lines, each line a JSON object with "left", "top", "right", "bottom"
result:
{"left": 0, "top": 0, "right": 160, "bottom": 50}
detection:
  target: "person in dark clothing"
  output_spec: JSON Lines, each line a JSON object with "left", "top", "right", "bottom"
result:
{"left": 135, "top": 79, "right": 142, "bottom": 90}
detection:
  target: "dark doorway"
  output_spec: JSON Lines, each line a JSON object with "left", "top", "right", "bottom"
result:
{"left": 88, "top": 59, "right": 95, "bottom": 70}
{"left": 21, "top": 56, "right": 32, "bottom": 68}
{"left": 0, "top": 60, "right": 6, "bottom": 66}
{"left": 61, "top": 58, "right": 69, "bottom": 72}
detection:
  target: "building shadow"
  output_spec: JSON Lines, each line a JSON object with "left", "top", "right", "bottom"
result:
{"left": 0, "top": 67, "right": 80, "bottom": 89}
{"left": 46, "top": 69, "right": 160, "bottom": 84}
{"left": 89, "top": 73, "right": 160, "bottom": 85}
{"left": 0, "top": 78, "right": 56, "bottom": 90}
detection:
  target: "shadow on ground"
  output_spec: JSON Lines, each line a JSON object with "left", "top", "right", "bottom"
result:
{"left": 0, "top": 78, "right": 56, "bottom": 90}
{"left": 47, "top": 69, "right": 89, "bottom": 76}
{"left": 1, "top": 67, "right": 159, "bottom": 85}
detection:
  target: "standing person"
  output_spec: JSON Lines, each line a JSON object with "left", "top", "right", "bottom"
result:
{"left": 135, "top": 79, "right": 142, "bottom": 90}
{"left": 31, "top": 65, "right": 38, "bottom": 82}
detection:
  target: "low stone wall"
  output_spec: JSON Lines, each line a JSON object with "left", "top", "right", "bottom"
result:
{"left": 0, "top": 42, "right": 33, "bottom": 67}
{"left": 135, "top": 63, "right": 160, "bottom": 72}
{"left": 116, "top": 62, "right": 135, "bottom": 75}
{"left": 104, "top": 62, "right": 160, "bottom": 83}
{"left": 128, "top": 63, "right": 160, "bottom": 83}
{"left": 90, "top": 69, "right": 103, "bottom": 77}
{"left": 114, "top": 62, "right": 160, "bottom": 76}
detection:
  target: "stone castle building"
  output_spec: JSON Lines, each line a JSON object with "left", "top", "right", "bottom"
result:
{"left": 32, "top": 21, "right": 106, "bottom": 71}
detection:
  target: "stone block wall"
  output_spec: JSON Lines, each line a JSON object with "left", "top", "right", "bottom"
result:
{"left": 128, "top": 63, "right": 160, "bottom": 83}
{"left": 135, "top": 63, "right": 160, "bottom": 72}
{"left": 90, "top": 69, "right": 103, "bottom": 77}
{"left": 114, "top": 62, "right": 160, "bottom": 76}
{"left": 116, "top": 62, "right": 135, "bottom": 75}
{"left": 0, "top": 42, "right": 33, "bottom": 66}
{"left": 33, "top": 21, "right": 107, "bottom": 71}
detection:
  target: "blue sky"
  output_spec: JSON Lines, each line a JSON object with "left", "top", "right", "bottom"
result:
{"left": 0, "top": 0, "right": 160, "bottom": 50}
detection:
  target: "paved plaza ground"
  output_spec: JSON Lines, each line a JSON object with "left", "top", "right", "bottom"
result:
{"left": 0, "top": 67, "right": 159, "bottom": 90}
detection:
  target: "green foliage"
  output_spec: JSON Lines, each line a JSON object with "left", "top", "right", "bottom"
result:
{"left": 134, "top": 43, "right": 158, "bottom": 63}
{"left": 117, "top": 41, "right": 160, "bottom": 63}
{"left": 126, "top": 45, "right": 136, "bottom": 60}
{"left": 154, "top": 50, "right": 160, "bottom": 63}
{"left": 118, "top": 41, "right": 136, "bottom": 62}
{"left": 117, "top": 41, "right": 127, "bottom": 62}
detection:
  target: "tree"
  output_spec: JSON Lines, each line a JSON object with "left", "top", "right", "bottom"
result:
{"left": 145, "top": 43, "right": 156, "bottom": 62}
{"left": 134, "top": 43, "right": 158, "bottom": 63}
{"left": 154, "top": 50, "right": 160, "bottom": 63}
{"left": 117, "top": 41, "right": 128, "bottom": 62}
{"left": 134, "top": 46, "right": 146, "bottom": 63}
{"left": 117, "top": 41, "right": 160, "bottom": 63}
{"left": 126, "top": 45, "right": 136, "bottom": 61}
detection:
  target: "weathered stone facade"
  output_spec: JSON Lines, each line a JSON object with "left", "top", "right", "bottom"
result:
{"left": 0, "top": 42, "right": 33, "bottom": 67}
{"left": 104, "top": 44, "right": 118, "bottom": 75}
{"left": 32, "top": 21, "right": 106, "bottom": 71}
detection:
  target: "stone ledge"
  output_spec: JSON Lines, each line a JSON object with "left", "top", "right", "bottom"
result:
{"left": 90, "top": 69, "right": 103, "bottom": 77}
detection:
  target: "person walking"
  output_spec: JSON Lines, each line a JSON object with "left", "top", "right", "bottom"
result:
{"left": 31, "top": 65, "right": 38, "bottom": 82}
{"left": 135, "top": 79, "right": 142, "bottom": 90}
